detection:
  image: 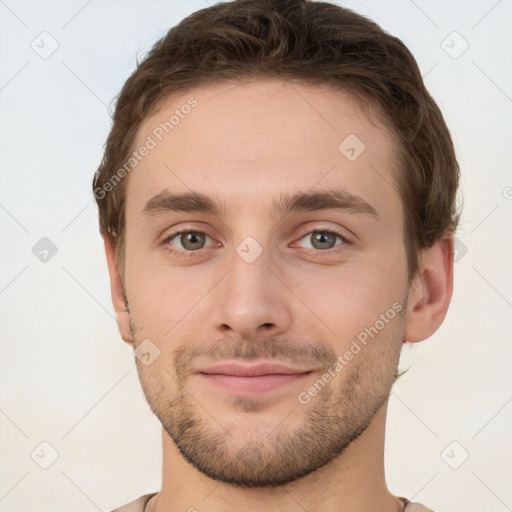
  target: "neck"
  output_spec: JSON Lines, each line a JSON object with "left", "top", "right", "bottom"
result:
{"left": 152, "top": 400, "right": 403, "bottom": 512}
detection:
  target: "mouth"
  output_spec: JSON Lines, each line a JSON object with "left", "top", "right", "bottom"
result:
{"left": 198, "top": 362, "right": 313, "bottom": 394}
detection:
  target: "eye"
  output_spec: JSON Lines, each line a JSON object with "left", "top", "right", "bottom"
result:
{"left": 163, "top": 227, "right": 350, "bottom": 258}
{"left": 165, "top": 230, "right": 215, "bottom": 253}
{"left": 295, "top": 229, "right": 349, "bottom": 251}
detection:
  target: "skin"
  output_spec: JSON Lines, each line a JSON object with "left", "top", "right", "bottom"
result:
{"left": 104, "top": 78, "right": 454, "bottom": 512}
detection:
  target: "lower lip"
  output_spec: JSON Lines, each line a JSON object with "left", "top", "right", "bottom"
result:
{"left": 200, "top": 372, "right": 311, "bottom": 394}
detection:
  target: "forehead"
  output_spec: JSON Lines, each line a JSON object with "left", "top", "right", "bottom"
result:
{"left": 128, "top": 78, "right": 400, "bottom": 220}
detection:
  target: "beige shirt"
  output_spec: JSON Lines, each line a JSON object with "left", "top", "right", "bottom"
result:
{"left": 111, "top": 493, "right": 435, "bottom": 511}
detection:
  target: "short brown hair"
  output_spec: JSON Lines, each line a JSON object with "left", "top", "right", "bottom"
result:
{"left": 93, "top": 0, "right": 461, "bottom": 280}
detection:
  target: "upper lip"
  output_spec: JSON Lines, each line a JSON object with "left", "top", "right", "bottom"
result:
{"left": 200, "top": 362, "right": 312, "bottom": 377}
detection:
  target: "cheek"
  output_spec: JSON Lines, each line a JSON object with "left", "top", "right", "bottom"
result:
{"left": 288, "top": 259, "right": 407, "bottom": 342}
{"left": 125, "top": 260, "right": 210, "bottom": 339}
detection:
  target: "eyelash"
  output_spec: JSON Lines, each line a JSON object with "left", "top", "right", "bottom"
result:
{"left": 162, "top": 228, "right": 351, "bottom": 259}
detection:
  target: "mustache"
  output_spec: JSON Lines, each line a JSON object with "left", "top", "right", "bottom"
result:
{"left": 130, "top": 321, "right": 339, "bottom": 378}
{"left": 173, "top": 336, "right": 337, "bottom": 376}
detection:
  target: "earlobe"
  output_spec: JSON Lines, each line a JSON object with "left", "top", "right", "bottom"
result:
{"left": 403, "top": 234, "right": 454, "bottom": 343}
{"left": 103, "top": 235, "right": 133, "bottom": 345}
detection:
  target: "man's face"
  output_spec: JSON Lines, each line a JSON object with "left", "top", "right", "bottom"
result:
{"left": 122, "top": 78, "right": 410, "bottom": 487}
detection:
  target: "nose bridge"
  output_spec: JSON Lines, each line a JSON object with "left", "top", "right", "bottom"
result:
{"left": 223, "top": 209, "right": 275, "bottom": 292}
{"left": 226, "top": 235, "right": 274, "bottom": 308}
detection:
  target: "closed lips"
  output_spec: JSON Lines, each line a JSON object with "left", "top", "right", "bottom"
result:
{"left": 200, "top": 363, "right": 312, "bottom": 377}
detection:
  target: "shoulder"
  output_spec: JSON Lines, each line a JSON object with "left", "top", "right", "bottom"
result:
{"left": 401, "top": 496, "right": 437, "bottom": 512}
{"left": 110, "top": 492, "right": 158, "bottom": 512}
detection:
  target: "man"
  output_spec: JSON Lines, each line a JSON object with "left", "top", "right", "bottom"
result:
{"left": 93, "top": 0, "right": 461, "bottom": 510}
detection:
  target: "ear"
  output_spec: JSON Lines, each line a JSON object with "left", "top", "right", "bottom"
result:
{"left": 103, "top": 235, "right": 133, "bottom": 346}
{"left": 403, "top": 233, "right": 454, "bottom": 343}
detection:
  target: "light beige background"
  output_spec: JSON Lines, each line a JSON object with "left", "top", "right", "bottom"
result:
{"left": 1, "top": 1, "right": 511, "bottom": 511}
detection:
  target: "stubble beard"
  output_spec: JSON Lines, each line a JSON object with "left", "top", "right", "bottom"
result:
{"left": 131, "top": 317, "right": 405, "bottom": 488}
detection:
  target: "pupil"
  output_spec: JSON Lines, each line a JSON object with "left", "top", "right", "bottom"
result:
{"left": 184, "top": 232, "right": 202, "bottom": 249}
{"left": 315, "top": 232, "right": 332, "bottom": 248}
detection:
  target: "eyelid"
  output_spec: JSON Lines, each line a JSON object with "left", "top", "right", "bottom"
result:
{"left": 293, "top": 224, "right": 353, "bottom": 244}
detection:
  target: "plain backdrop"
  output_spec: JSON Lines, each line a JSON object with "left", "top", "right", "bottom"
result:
{"left": 1, "top": 1, "right": 511, "bottom": 511}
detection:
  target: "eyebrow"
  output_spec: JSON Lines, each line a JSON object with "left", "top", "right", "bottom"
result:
{"left": 143, "top": 189, "right": 379, "bottom": 220}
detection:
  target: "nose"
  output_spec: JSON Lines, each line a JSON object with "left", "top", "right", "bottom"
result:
{"left": 212, "top": 245, "right": 293, "bottom": 341}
